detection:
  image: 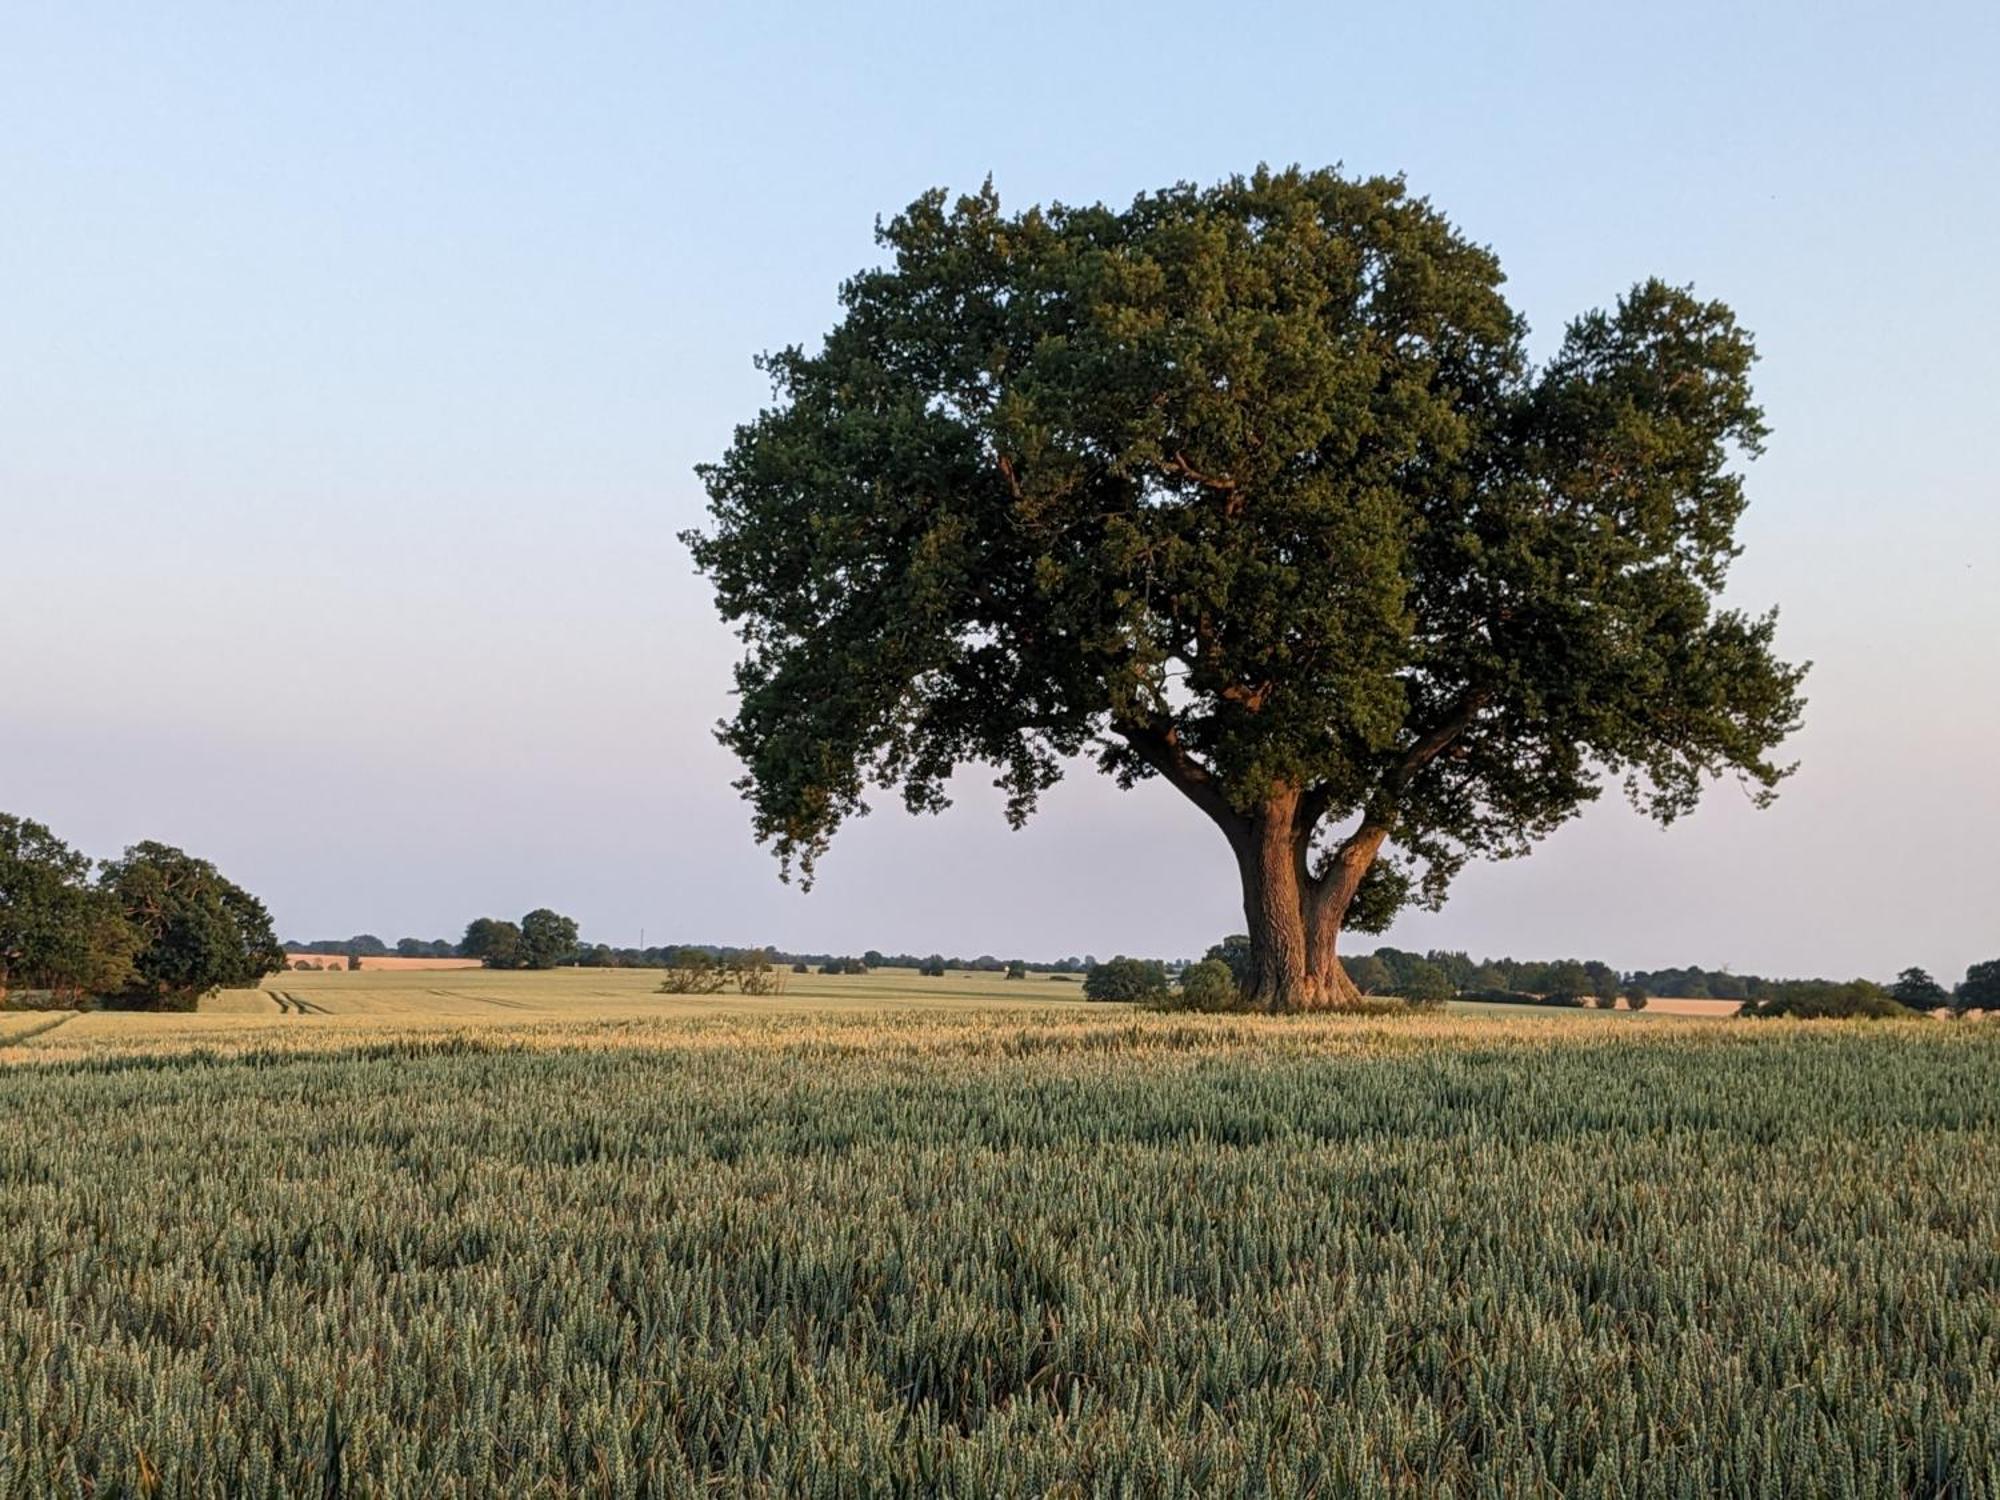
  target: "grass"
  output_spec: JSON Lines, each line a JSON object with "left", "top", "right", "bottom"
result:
{"left": 2, "top": 975, "right": 1995, "bottom": 1495}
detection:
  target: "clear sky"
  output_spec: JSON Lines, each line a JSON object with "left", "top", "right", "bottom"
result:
{"left": 3, "top": 1, "right": 1994, "bottom": 979}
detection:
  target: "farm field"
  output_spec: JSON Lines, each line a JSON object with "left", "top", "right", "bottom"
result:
{"left": 0, "top": 966, "right": 1744, "bottom": 1065}
{"left": 0, "top": 966, "right": 1101, "bottom": 1063}
{"left": 3, "top": 991, "right": 1997, "bottom": 1495}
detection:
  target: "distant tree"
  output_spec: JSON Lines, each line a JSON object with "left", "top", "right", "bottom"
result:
{"left": 919, "top": 955, "right": 947, "bottom": 978}
{"left": 1005, "top": 959, "right": 1027, "bottom": 980}
{"left": 1083, "top": 958, "right": 1170, "bottom": 1004}
{"left": 1543, "top": 962, "right": 1592, "bottom": 1002}
{"left": 1392, "top": 961, "right": 1454, "bottom": 1006}
{"left": 1174, "top": 957, "right": 1240, "bottom": 1012}
{"left": 1622, "top": 987, "right": 1650, "bottom": 1012}
{"left": 1740, "top": 980, "right": 1908, "bottom": 1020}
{"left": 1205, "top": 936, "right": 1255, "bottom": 991}
{"left": 687, "top": 167, "right": 1805, "bottom": 1011}
{"left": 1342, "top": 953, "right": 1394, "bottom": 996}
{"left": 1957, "top": 960, "right": 2000, "bottom": 1015}
{"left": 731, "top": 948, "right": 784, "bottom": 995}
{"left": 345, "top": 934, "right": 388, "bottom": 958}
{"left": 0, "top": 814, "right": 137, "bottom": 1002}
{"left": 98, "top": 841, "right": 283, "bottom": 1010}
{"left": 517, "top": 909, "right": 580, "bottom": 970}
{"left": 659, "top": 948, "right": 728, "bottom": 995}
{"left": 461, "top": 918, "right": 522, "bottom": 969}
{"left": 863, "top": 949, "right": 887, "bottom": 969}
{"left": 394, "top": 937, "right": 426, "bottom": 958}
{"left": 1891, "top": 967, "right": 1949, "bottom": 1012}
{"left": 1428, "top": 951, "right": 1479, "bottom": 993}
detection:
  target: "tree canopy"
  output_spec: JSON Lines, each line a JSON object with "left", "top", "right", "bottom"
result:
{"left": 461, "top": 917, "right": 522, "bottom": 969}
{"left": 0, "top": 815, "right": 136, "bottom": 1002}
{"left": 99, "top": 841, "right": 284, "bottom": 1008}
{"left": 517, "top": 909, "right": 581, "bottom": 970}
{"left": 689, "top": 166, "right": 1805, "bottom": 1009}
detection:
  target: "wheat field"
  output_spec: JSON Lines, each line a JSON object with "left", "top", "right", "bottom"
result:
{"left": 3, "top": 975, "right": 1996, "bottom": 1495}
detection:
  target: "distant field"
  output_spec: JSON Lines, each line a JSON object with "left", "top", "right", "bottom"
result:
{"left": 1, "top": 964, "right": 1737, "bottom": 1063}
{"left": 2, "top": 966, "right": 1102, "bottom": 1062}
{"left": 4, "top": 978, "right": 1994, "bottom": 1493}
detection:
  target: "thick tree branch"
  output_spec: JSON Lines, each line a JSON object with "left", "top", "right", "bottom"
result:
{"left": 1385, "top": 689, "right": 1490, "bottom": 796}
{"left": 1301, "top": 689, "right": 1492, "bottom": 922}
{"left": 1113, "top": 717, "right": 1247, "bottom": 839}
{"left": 1158, "top": 451, "right": 1237, "bottom": 492}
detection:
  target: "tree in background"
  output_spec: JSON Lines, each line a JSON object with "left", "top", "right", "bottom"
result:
{"left": 99, "top": 842, "right": 283, "bottom": 1010}
{"left": 1891, "top": 967, "right": 1949, "bottom": 1012}
{"left": 1391, "top": 960, "right": 1454, "bottom": 1006}
{"left": 1083, "top": 958, "right": 1170, "bottom": 1004}
{"left": 688, "top": 167, "right": 1805, "bottom": 1012}
{"left": 0, "top": 814, "right": 137, "bottom": 1003}
{"left": 730, "top": 948, "right": 784, "bottom": 995}
{"left": 1005, "top": 959, "right": 1027, "bottom": 980}
{"left": 1205, "top": 936, "right": 1255, "bottom": 991}
{"left": 517, "top": 909, "right": 580, "bottom": 970}
{"left": 1958, "top": 960, "right": 2000, "bottom": 1016}
{"left": 919, "top": 955, "right": 947, "bottom": 978}
{"left": 1175, "top": 957, "right": 1240, "bottom": 1012}
{"left": 461, "top": 917, "right": 522, "bottom": 969}
{"left": 1739, "top": 981, "right": 1906, "bottom": 1020}
{"left": 1342, "top": 953, "right": 1394, "bottom": 997}
{"left": 1543, "top": 961, "right": 1593, "bottom": 1004}
{"left": 659, "top": 948, "right": 727, "bottom": 995}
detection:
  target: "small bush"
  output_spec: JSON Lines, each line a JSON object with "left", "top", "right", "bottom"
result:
{"left": 1166, "top": 958, "right": 1241, "bottom": 1013}
{"left": 1740, "top": 981, "right": 1910, "bottom": 1019}
{"left": 659, "top": 951, "right": 728, "bottom": 995}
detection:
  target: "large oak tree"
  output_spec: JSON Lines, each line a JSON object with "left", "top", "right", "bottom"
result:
{"left": 688, "top": 168, "right": 1805, "bottom": 1010}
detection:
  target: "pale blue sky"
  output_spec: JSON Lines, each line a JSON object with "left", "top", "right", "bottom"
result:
{"left": 3, "top": 2, "right": 1995, "bottom": 978}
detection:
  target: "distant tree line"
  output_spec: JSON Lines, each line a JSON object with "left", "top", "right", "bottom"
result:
{"left": 280, "top": 912, "right": 2000, "bottom": 1021}
{"left": 1, "top": 813, "right": 283, "bottom": 1010}
{"left": 1163, "top": 938, "right": 1999, "bottom": 1019}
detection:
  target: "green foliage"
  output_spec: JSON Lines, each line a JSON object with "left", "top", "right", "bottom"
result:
{"left": 517, "top": 908, "right": 580, "bottom": 971}
{"left": 688, "top": 165, "right": 1804, "bottom": 1000}
{"left": 1390, "top": 960, "right": 1455, "bottom": 1005}
{"left": 460, "top": 917, "right": 522, "bottom": 969}
{"left": 0, "top": 814, "right": 136, "bottom": 1004}
{"left": 1082, "top": 957, "right": 1170, "bottom": 1003}
{"left": 1169, "top": 957, "right": 1241, "bottom": 1012}
{"left": 1624, "top": 989, "right": 1650, "bottom": 1012}
{"left": 1340, "top": 954, "right": 1394, "bottom": 996}
{"left": 658, "top": 948, "right": 727, "bottom": 995}
{"left": 1892, "top": 967, "right": 1950, "bottom": 1012}
{"left": 1005, "top": 959, "right": 1027, "bottom": 980}
{"left": 730, "top": 948, "right": 784, "bottom": 996}
{"left": 1739, "top": 980, "right": 1909, "bottom": 1020}
{"left": 1204, "top": 936, "right": 1255, "bottom": 991}
{"left": 1959, "top": 960, "right": 2000, "bottom": 1014}
{"left": 1, "top": 1020, "right": 1996, "bottom": 1492}
{"left": 919, "top": 955, "right": 947, "bottom": 978}
{"left": 98, "top": 841, "right": 283, "bottom": 1009}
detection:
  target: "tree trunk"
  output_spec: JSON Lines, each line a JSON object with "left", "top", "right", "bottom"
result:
{"left": 1232, "top": 794, "right": 1366, "bottom": 1013}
